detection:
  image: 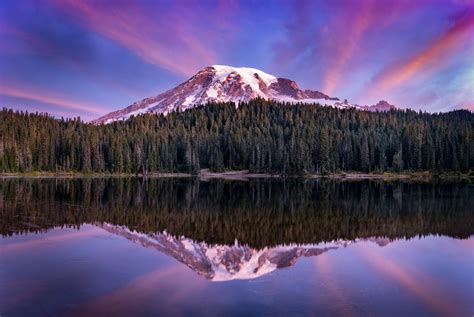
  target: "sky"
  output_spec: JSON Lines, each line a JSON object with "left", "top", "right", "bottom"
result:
{"left": 0, "top": 0, "right": 473, "bottom": 120}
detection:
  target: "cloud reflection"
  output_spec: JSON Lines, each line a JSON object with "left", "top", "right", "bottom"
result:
{"left": 313, "top": 254, "right": 355, "bottom": 317}
{"left": 71, "top": 266, "right": 205, "bottom": 316}
{"left": 359, "top": 246, "right": 463, "bottom": 317}
{"left": 1, "top": 227, "right": 103, "bottom": 253}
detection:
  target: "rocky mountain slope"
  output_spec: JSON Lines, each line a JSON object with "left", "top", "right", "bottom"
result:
{"left": 94, "top": 65, "right": 396, "bottom": 123}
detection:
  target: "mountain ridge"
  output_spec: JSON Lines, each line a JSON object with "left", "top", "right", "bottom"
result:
{"left": 94, "top": 65, "right": 397, "bottom": 123}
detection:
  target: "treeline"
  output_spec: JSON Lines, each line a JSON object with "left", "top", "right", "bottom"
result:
{"left": 1, "top": 178, "right": 472, "bottom": 247}
{"left": 1, "top": 100, "right": 473, "bottom": 174}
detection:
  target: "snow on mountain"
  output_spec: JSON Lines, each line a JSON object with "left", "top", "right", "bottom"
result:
{"left": 94, "top": 65, "right": 397, "bottom": 123}
{"left": 97, "top": 223, "right": 392, "bottom": 281}
{"left": 360, "top": 100, "right": 397, "bottom": 112}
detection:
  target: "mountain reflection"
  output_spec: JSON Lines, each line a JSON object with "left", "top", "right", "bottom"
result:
{"left": 1, "top": 178, "right": 472, "bottom": 249}
{"left": 98, "top": 222, "right": 345, "bottom": 281}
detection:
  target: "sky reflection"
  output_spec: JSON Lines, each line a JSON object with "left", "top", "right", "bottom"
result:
{"left": 1, "top": 225, "right": 472, "bottom": 317}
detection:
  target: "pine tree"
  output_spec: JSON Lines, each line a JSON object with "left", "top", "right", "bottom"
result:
{"left": 361, "top": 135, "right": 369, "bottom": 173}
{"left": 318, "top": 127, "right": 330, "bottom": 175}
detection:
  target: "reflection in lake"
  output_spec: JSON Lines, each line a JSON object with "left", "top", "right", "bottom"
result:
{"left": 99, "top": 222, "right": 341, "bottom": 282}
{"left": 0, "top": 178, "right": 473, "bottom": 316}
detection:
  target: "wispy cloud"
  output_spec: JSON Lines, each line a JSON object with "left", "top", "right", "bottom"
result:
{"left": 364, "top": 8, "right": 474, "bottom": 99}
{"left": 51, "top": 0, "right": 228, "bottom": 76}
{"left": 321, "top": 1, "right": 374, "bottom": 95}
{"left": 272, "top": 0, "right": 414, "bottom": 96}
{"left": 0, "top": 84, "right": 106, "bottom": 116}
{"left": 0, "top": 21, "right": 56, "bottom": 54}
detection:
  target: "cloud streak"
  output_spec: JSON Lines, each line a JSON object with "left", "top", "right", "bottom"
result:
{"left": 0, "top": 84, "right": 106, "bottom": 116}
{"left": 52, "top": 0, "right": 222, "bottom": 76}
{"left": 364, "top": 8, "right": 474, "bottom": 99}
{"left": 321, "top": 1, "right": 374, "bottom": 95}
{"left": 272, "top": 0, "right": 415, "bottom": 96}
{"left": 0, "top": 22, "right": 56, "bottom": 54}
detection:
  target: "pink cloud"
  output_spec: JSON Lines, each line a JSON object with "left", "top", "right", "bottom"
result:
{"left": 0, "top": 83, "right": 106, "bottom": 116}
{"left": 321, "top": 1, "right": 374, "bottom": 95}
{"left": 272, "top": 1, "right": 415, "bottom": 95}
{"left": 364, "top": 9, "right": 474, "bottom": 99}
{"left": 0, "top": 21, "right": 56, "bottom": 54}
{"left": 320, "top": 0, "right": 423, "bottom": 96}
{"left": 51, "top": 0, "right": 226, "bottom": 76}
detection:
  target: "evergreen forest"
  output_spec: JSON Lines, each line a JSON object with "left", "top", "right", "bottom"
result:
{"left": 1, "top": 100, "right": 472, "bottom": 175}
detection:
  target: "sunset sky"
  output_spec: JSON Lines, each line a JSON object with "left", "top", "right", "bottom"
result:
{"left": 1, "top": 0, "right": 473, "bottom": 120}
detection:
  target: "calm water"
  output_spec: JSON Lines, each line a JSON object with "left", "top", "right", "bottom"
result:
{"left": 1, "top": 178, "right": 473, "bottom": 317}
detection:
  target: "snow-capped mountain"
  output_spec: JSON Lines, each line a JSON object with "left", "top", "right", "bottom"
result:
{"left": 98, "top": 223, "right": 392, "bottom": 281}
{"left": 94, "top": 65, "right": 397, "bottom": 123}
{"left": 360, "top": 100, "right": 397, "bottom": 112}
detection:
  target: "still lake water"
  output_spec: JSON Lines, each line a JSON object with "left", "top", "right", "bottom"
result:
{"left": 0, "top": 178, "right": 473, "bottom": 317}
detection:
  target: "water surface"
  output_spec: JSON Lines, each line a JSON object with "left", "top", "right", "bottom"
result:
{"left": 1, "top": 178, "right": 473, "bottom": 316}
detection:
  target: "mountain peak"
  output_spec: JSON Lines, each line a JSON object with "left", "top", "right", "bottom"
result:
{"left": 210, "top": 65, "right": 277, "bottom": 84}
{"left": 365, "top": 100, "right": 397, "bottom": 112}
{"left": 94, "top": 65, "right": 396, "bottom": 123}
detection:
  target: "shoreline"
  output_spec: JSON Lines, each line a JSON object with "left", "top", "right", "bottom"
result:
{"left": 0, "top": 170, "right": 471, "bottom": 180}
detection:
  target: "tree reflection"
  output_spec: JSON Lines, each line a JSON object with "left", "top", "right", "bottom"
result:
{"left": 1, "top": 178, "right": 472, "bottom": 248}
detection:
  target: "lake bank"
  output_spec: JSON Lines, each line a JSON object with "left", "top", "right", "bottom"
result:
{"left": 0, "top": 169, "right": 471, "bottom": 180}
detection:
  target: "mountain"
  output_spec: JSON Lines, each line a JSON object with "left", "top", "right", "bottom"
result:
{"left": 98, "top": 223, "right": 392, "bottom": 281}
{"left": 361, "top": 100, "right": 397, "bottom": 112}
{"left": 94, "top": 65, "right": 396, "bottom": 123}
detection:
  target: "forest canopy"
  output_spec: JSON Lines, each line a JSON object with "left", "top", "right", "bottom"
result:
{"left": 1, "top": 100, "right": 473, "bottom": 174}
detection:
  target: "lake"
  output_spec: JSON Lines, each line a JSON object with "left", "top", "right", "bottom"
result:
{"left": 1, "top": 178, "right": 473, "bottom": 316}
